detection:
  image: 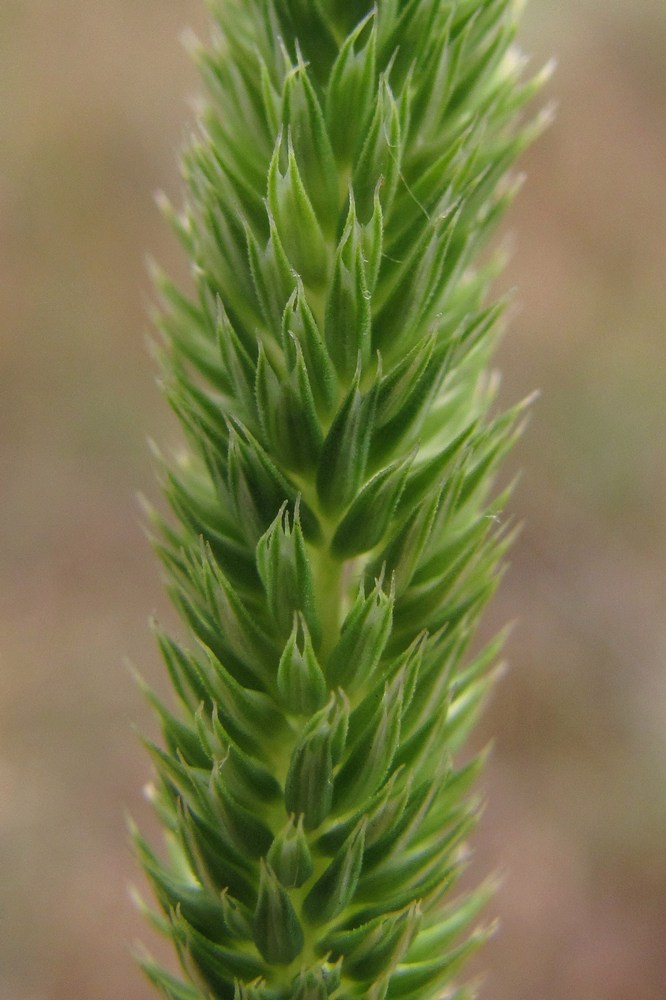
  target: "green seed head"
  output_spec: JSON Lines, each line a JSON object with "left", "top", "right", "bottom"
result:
{"left": 135, "top": 1, "right": 547, "bottom": 997}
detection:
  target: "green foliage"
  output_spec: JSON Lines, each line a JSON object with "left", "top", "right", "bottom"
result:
{"left": 136, "top": 1, "right": 547, "bottom": 996}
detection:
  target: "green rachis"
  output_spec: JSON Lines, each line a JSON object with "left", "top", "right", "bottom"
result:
{"left": 133, "top": 1, "right": 548, "bottom": 997}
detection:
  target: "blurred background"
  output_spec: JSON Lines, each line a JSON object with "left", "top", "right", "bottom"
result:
{"left": 1, "top": 0, "right": 664, "bottom": 997}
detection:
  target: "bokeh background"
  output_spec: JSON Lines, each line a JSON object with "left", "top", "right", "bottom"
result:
{"left": 1, "top": 1, "right": 664, "bottom": 997}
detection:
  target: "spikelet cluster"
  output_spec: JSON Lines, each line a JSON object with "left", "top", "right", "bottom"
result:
{"left": 134, "top": 2, "right": 546, "bottom": 997}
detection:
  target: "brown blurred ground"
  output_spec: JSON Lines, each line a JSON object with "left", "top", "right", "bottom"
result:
{"left": 1, "top": 2, "right": 665, "bottom": 998}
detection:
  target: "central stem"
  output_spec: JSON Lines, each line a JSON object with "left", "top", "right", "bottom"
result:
{"left": 312, "top": 542, "right": 344, "bottom": 662}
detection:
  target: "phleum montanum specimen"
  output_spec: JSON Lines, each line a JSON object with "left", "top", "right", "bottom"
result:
{"left": 132, "top": 1, "right": 550, "bottom": 997}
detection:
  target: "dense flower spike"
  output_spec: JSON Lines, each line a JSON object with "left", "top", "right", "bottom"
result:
{"left": 137, "top": 1, "right": 547, "bottom": 997}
